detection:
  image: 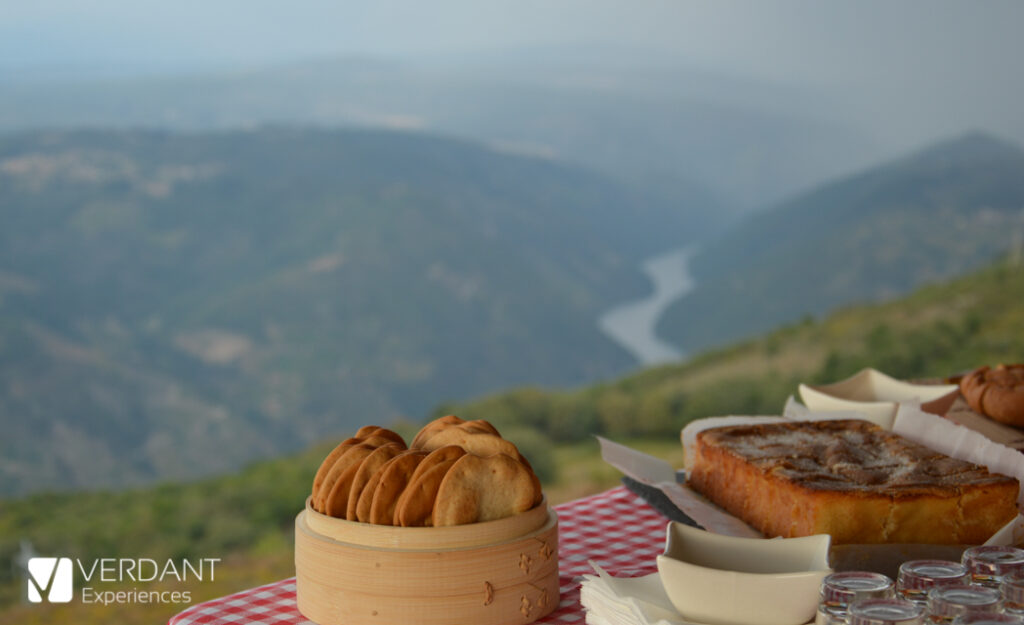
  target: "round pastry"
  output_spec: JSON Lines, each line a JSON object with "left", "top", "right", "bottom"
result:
{"left": 960, "top": 364, "right": 1024, "bottom": 426}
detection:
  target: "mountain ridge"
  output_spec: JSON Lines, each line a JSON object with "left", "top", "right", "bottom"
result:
{"left": 0, "top": 54, "right": 882, "bottom": 213}
{"left": 658, "top": 131, "right": 1024, "bottom": 353}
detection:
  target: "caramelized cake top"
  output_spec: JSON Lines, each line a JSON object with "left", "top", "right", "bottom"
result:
{"left": 696, "top": 419, "right": 1014, "bottom": 493}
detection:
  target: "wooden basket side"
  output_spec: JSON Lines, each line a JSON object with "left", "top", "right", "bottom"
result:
{"left": 295, "top": 510, "right": 560, "bottom": 625}
{"left": 296, "top": 571, "right": 560, "bottom": 625}
{"left": 295, "top": 511, "right": 557, "bottom": 594}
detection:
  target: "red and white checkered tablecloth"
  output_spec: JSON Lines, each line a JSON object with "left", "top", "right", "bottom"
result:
{"left": 168, "top": 486, "right": 668, "bottom": 625}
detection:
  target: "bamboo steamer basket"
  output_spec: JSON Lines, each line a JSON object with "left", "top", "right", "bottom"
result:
{"left": 295, "top": 495, "right": 559, "bottom": 625}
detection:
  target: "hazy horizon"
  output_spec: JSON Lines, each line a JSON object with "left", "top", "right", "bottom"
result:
{"left": 2, "top": 1, "right": 1023, "bottom": 154}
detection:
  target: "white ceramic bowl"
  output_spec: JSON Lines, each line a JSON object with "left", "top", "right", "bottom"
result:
{"left": 656, "top": 522, "right": 832, "bottom": 625}
{"left": 798, "top": 368, "right": 959, "bottom": 429}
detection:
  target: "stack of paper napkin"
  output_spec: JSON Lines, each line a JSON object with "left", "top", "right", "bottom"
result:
{"left": 579, "top": 562, "right": 693, "bottom": 625}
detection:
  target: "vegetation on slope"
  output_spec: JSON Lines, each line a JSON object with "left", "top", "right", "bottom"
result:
{"left": 451, "top": 258, "right": 1024, "bottom": 442}
{"left": 660, "top": 132, "right": 1024, "bottom": 353}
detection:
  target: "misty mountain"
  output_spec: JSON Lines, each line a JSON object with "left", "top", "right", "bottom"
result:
{"left": 0, "top": 54, "right": 882, "bottom": 213}
{"left": 658, "top": 132, "right": 1024, "bottom": 353}
{"left": 0, "top": 126, "right": 688, "bottom": 495}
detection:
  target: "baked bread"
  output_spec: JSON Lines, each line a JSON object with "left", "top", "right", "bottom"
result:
{"left": 688, "top": 419, "right": 1018, "bottom": 544}
{"left": 354, "top": 425, "right": 405, "bottom": 445}
{"left": 345, "top": 444, "right": 404, "bottom": 520}
{"left": 960, "top": 364, "right": 1024, "bottom": 427}
{"left": 410, "top": 415, "right": 465, "bottom": 448}
{"left": 369, "top": 450, "right": 428, "bottom": 525}
{"left": 312, "top": 429, "right": 407, "bottom": 511}
{"left": 313, "top": 418, "right": 543, "bottom": 526}
{"left": 324, "top": 443, "right": 402, "bottom": 518}
{"left": 311, "top": 437, "right": 360, "bottom": 505}
{"left": 410, "top": 415, "right": 501, "bottom": 449}
{"left": 354, "top": 464, "right": 386, "bottom": 523}
{"left": 421, "top": 428, "right": 520, "bottom": 458}
{"left": 394, "top": 446, "right": 467, "bottom": 526}
{"left": 433, "top": 454, "right": 539, "bottom": 526}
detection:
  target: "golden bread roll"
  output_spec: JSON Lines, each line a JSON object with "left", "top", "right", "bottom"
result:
{"left": 960, "top": 364, "right": 1024, "bottom": 426}
{"left": 323, "top": 444, "right": 384, "bottom": 517}
{"left": 355, "top": 462, "right": 388, "bottom": 523}
{"left": 346, "top": 444, "right": 405, "bottom": 520}
{"left": 457, "top": 419, "right": 501, "bottom": 437}
{"left": 410, "top": 415, "right": 465, "bottom": 449}
{"left": 421, "top": 428, "right": 520, "bottom": 459}
{"left": 433, "top": 454, "right": 538, "bottom": 526}
{"left": 311, "top": 419, "right": 542, "bottom": 526}
{"left": 354, "top": 425, "right": 383, "bottom": 438}
{"left": 311, "top": 437, "right": 360, "bottom": 504}
{"left": 315, "top": 433, "right": 404, "bottom": 511}
{"left": 369, "top": 450, "right": 428, "bottom": 525}
{"left": 395, "top": 446, "right": 467, "bottom": 526}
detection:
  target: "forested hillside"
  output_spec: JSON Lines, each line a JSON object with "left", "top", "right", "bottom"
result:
{"left": 0, "top": 126, "right": 689, "bottom": 495}
{"left": 659, "top": 132, "right": 1024, "bottom": 353}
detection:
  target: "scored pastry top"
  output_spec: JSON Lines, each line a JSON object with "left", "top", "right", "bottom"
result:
{"left": 696, "top": 419, "right": 1015, "bottom": 492}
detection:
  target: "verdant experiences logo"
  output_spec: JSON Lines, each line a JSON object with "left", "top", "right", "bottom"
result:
{"left": 24, "top": 555, "right": 220, "bottom": 606}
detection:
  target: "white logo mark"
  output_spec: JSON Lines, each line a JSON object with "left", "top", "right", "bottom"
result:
{"left": 27, "top": 557, "right": 73, "bottom": 603}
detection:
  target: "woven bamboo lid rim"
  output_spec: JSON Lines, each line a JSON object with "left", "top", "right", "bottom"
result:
{"left": 301, "top": 495, "right": 554, "bottom": 551}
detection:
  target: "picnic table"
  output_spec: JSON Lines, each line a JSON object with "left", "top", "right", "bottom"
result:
{"left": 168, "top": 486, "right": 668, "bottom": 625}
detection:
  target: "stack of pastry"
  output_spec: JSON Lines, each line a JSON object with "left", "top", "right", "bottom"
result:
{"left": 310, "top": 416, "right": 542, "bottom": 527}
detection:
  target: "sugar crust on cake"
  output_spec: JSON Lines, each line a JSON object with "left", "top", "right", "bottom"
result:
{"left": 688, "top": 419, "right": 1019, "bottom": 544}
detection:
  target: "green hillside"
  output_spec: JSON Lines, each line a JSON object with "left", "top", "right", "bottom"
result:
{"left": 448, "top": 257, "right": 1024, "bottom": 441}
{"left": 659, "top": 132, "right": 1024, "bottom": 353}
{"left": 0, "top": 126, "right": 693, "bottom": 496}
{"left": 1, "top": 257, "right": 1021, "bottom": 625}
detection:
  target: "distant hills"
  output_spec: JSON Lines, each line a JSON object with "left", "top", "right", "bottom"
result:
{"left": 0, "top": 126, "right": 689, "bottom": 495}
{"left": 658, "top": 132, "right": 1024, "bottom": 353}
{"left": 449, "top": 257, "right": 1024, "bottom": 444}
{"left": 3, "top": 126, "right": 1022, "bottom": 497}
{"left": 0, "top": 54, "right": 882, "bottom": 212}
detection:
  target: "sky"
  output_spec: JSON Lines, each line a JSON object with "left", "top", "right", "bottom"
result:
{"left": 2, "top": 1, "right": 1023, "bottom": 148}
{"left": 3, "top": 1, "right": 1022, "bottom": 80}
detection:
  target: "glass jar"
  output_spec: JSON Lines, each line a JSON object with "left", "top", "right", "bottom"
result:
{"left": 962, "top": 547, "right": 1024, "bottom": 589}
{"left": 849, "top": 598, "right": 925, "bottom": 625}
{"left": 898, "top": 561, "right": 971, "bottom": 604}
{"left": 926, "top": 584, "right": 1001, "bottom": 624}
{"left": 818, "top": 571, "right": 896, "bottom": 625}
{"left": 951, "top": 614, "right": 1024, "bottom": 625}
{"left": 1002, "top": 571, "right": 1024, "bottom": 616}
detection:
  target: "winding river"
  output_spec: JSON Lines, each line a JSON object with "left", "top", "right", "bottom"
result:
{"left": 597, "top": 246, "right": 696, "bottom": 366}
